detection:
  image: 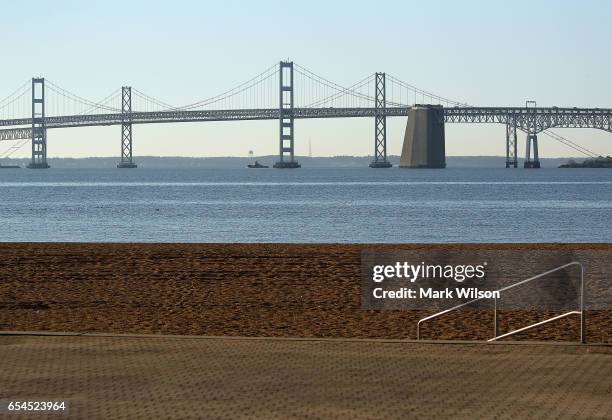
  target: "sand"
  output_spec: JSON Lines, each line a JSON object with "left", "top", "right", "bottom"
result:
{"left": 0, "top": 243, "right": 610, "bottom": 342}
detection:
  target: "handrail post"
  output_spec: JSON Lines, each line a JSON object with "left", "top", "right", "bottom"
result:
{"left": 493, "top": 297, "right": 499, "bottom": 339}
{"left": 580, "top": 264, "right": 586, "bottom": 344}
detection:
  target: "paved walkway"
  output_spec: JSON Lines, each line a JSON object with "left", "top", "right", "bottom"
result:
{"left": 0, "top": 334, "right": 610, "bottom": 419}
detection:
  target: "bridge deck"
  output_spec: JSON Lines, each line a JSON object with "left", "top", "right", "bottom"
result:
{"left": 1, "top": 106, "right": 610, "bottom": 141}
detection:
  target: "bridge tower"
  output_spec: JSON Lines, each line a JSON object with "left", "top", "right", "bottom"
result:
{"left": 274, "top": 61, "right": 300, "bottom": 168}
{"left": 369, "top": 73, "right": 392, "bottom": 168}
{"left": 505, "top": 118, "right": 518, "bottom": 168}
{"left": 27, "top": 78, "right": 50, "bottom": 169}
{"left": 524, "top": 101, "right": 540, "bottom": 168}
{"left": 117, "top": 86, "right": 137, "bottom": 168}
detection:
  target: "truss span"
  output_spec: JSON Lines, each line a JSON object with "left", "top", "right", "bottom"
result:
{"left": 1, "top": 106, "right": 611, "bottom": 143}
{"left": 443, "top": 107, "right": 612, "bottom": 133}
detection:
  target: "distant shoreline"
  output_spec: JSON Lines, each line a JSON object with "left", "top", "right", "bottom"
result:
{"left": 0, "top": 155, "right": 586, "bottom": 169}
{"left": 559, "top": 157, "right": 612, "bottom": 168}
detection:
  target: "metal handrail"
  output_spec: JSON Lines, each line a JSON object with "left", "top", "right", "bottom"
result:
{"left": 487, "top": 311, "right": 580, "bottom": 342}
{"left": 416, "top": 262, "right": 584, "bottom": 343}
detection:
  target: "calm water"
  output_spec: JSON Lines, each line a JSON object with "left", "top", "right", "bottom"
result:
{"left": 0, "top": 167, "right": 610, "bottom": 242}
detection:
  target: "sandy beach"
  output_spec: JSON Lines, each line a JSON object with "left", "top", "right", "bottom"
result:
{"left": 0, "top": 243, "right": 610, "bottom": 342}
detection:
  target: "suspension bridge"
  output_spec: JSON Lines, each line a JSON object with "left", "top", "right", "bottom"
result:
{"left": 0, "top": 61, "right": 609, "bottom": 169}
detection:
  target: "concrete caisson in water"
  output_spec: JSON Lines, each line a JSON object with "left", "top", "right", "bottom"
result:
{"left": 399, "top": 105, "right": 446, "bottom": 168}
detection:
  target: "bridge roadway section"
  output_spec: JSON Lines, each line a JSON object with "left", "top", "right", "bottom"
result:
{"left": 1, "top": 106, "right": 612, "bottom": 141}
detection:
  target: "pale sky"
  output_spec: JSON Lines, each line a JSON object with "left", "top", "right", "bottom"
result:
{"left": 2, "top": 0, "right": 612, "bottom": 159}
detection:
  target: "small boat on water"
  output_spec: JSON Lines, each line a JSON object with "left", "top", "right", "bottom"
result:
{"left": 247, "top": 160, "right": 268, "bottom": 169}
{"left": 247, "top": 150, "right": 268, "bottom": 168}
{"left": 0, "top": 165, "right": 21, "bottom": 169}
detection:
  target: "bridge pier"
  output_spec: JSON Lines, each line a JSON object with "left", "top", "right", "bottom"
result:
{"left": 369, "top": 73, "right": 392, "bottom": 168}
{"left": 27, "top": 78, "right": 50, "bottom": 169}
{"left": 505, "top": 121, "right": 518, "bottom": 168}
{"left": 274, "top": 61, "right": 300, "bottom": 169}
{"left": 399, "top": 105, "right": 446, "bottom": 168}
{"left": 117, "top": 86, "right": 137, "bottom": 168}
{"left": 524, "top": 133, "right": 540, "bottom": 168}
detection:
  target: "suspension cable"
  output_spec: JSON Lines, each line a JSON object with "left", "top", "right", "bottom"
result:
{"left": 0, "top": 80, "right": 31, "bottom": 107}
{"left": 173, "top": 63, "right": 278, "bottom": 110}
{"left": 45, "top": 80, "right": 121, "bottom": 112}
{"left": 542, "top": 130, "right": 600, "bottom": 158}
